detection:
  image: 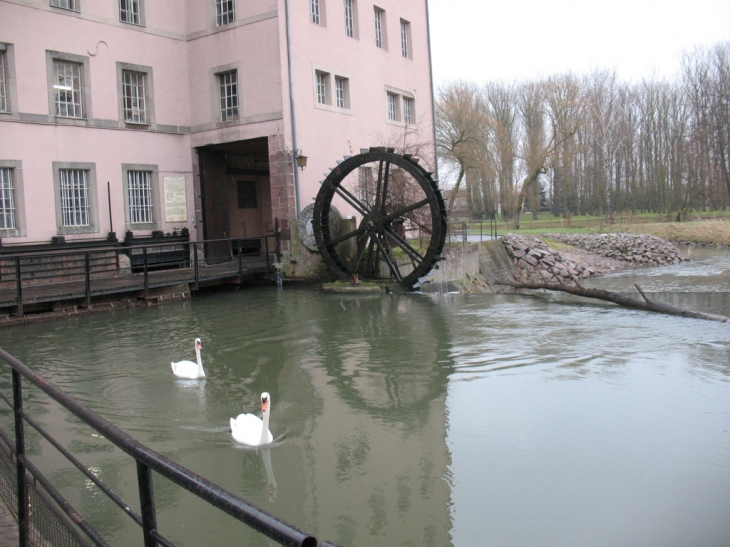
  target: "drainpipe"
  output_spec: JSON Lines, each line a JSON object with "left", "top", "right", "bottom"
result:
{"left": 284, "top": 0, "right": 302, "bottom": 215}
{"left": 424, "top": 0, "right": 439, "bottom": 181}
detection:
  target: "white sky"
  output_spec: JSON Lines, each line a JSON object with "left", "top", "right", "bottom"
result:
{"left": 428, "top": 0, "right": 730, "bottom": 87}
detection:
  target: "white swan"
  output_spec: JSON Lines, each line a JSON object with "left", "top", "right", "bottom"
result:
{"left": 230, "top": 392, "right": 274, "bottom": 446}
{"left": 171, "top": 338, "right": 205, "bottom": 379}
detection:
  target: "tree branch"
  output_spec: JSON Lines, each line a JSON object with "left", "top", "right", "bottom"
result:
{"left": 495, "top": 279, "right": 728, "bottom": 322}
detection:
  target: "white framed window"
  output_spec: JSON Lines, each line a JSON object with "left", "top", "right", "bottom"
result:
{"left": 60, "top": 169, "right": 90, "bottom": 227}
{"left": 120, "top": 0, "right": 144, "bottom": 25}
{"left": 0, "top": 160, "right": 24, "bottom": 237}
{"left": 122, "top": 71, "right": 146, "bottom": 123}
{"left": 316, "top": 71, "right": 329, "bottom": 105}
{"left": 50, "top": 0, "right": 78, "bottom": 11}
{"left": 314, "top": 68, "right": 351, "bottom": 113}
{"left": 403, "top": 97, "right": 415, "bottom": 124}
{"left": 400, "top": 19, "right": 411, "bottom": 58}
{"left": 0, "top": 50, "right": 7, "bottom": 113}
{"left": 374, "top": 7, "right": 385, "bottom": 49}
{"left": 127, "top": 171, "right": 153, "bottom": 224}
{"left": 310, "top": 0, "right": 320, "bottom": 24}
{"left": 219, "top": 70, "right": 239, "bottom": 122}
{"left": 47, "top": 51, "right": 91, "bottom": 123}
{"left": 116, "top": 62, "right": 154, "bottom": 128}
{"left": 335, "top": 76, "right": 349, "bottom": 109}
{"left": 216, "top": 0, "right": 235, "bottom": 26}
{"left": 122, "top": 164, "right": 159, "bottom": 230}
{"left": 53, "top": 162, "right": 97, "bottom": 235}
{"left": 344, "top": 0, "right": 354, "bottom": 37}
{"left": 387, "top": 91, "right": 399, "bottom": 121}
{"left": 0, "top": 168, "right": 16, "bottom": 230}
{"left": 53, "top": 60, "right": 83, "bottom": 118}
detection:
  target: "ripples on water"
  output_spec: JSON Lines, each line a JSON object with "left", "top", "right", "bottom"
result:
{"left": 0, "top": 249, "right": 729, "bottom": 547}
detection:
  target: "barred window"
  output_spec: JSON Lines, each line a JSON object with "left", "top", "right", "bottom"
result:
{"left": 0, "top": 51, "right": 7, "bottom": 112}
{"left": 374, "top": 8, "right": 384, "bottom": 48}
{"left": 50, "top": 0, "right": 77, "bottom": 11}
{"left": 120, "top": 0, "right": 141, "bottom": 24}
{"left": 0, "top": 168, "right": 15, "bottom": 230}
{"left": 122, "top": 71, "right": 146, "bottom": 123}
{"left": 400, "top": 20, "right": 410, "bottom": 58}
{"left": 403, "top": 97, "right": 414, "bottom": 124}
{"left": 344, "top": 0, "right": 354, "bottom": 37}
{"left": 216, "top": 0, "right": 235, "bottom": 26}
{"left": 59, "top": 169, "right": 89, "bottom": 227}
{"left": 387, "top": 92, "right": 398, "bottom": 121}
{"left": 316, "top": 72, "right": 327, "bottom": 105}
{"left": 310, "top": 0, "right": 320, "bottom": 24}
{"left": 127, "top": 171, "right": 153, "bottom": 224}
{"left": 53, "top": 60, "right": 83, "bottom": 118}
{"left": 218, "top": 70, "right": 238, "bottom": 122}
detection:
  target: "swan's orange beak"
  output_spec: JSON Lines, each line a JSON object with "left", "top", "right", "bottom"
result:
{"left": 197, "top": 341, "right": 202, "bottom": 349}
{"left": 261, "top": 400, "right": 269, "bottom": 413}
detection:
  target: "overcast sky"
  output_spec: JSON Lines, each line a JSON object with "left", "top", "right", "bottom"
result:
{"left": 428, "top": 0, "right": 730, "bottom": 87}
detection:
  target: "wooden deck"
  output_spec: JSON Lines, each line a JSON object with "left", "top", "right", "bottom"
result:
{"left": 0, "top": 255, "right": 274, "bottom": 312}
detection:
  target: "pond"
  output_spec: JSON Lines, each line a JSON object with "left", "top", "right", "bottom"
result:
{"left": 1, "top": 246, "right": 729, "bottom": 547}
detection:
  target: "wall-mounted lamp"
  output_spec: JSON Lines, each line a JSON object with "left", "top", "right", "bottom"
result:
{"left": 285, "top": 149, "right": 308, "bottom": 171}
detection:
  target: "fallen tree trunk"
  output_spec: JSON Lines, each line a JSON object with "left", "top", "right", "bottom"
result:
{"left": 497, "top": 279, "right": 728, "bottom": 323}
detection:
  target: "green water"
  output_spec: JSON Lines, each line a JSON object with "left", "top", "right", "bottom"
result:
{"left": 1, "top": 247, "right": 729, "bottom": 547}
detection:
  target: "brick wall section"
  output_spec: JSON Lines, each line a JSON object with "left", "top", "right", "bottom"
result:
{"left": 268, "top": 135, "right": 296, "bottom": 243}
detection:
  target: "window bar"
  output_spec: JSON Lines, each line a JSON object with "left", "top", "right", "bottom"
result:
{"left": 374, "top": 10, "right": 383, "bottom": 48}
{"left": 310, "top": 0, "right": 320, "bottom": 24}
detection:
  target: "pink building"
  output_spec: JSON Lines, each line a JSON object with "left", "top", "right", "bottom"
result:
{"left": 0, "top": 0, "right": 436, "bottom": 264}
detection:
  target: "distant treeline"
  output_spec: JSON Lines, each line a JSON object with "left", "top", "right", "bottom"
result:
{"left": 436, "top": 42, "right": 730, "bottom": 224}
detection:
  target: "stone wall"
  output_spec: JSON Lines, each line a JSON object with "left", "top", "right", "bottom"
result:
{"left": 544, "top": 233, "right": 688, "bottom": 266}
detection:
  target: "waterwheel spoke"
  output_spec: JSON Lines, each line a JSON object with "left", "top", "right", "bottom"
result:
{"left": 351, "top": 231, "right": 372, "bottom": 273}
{"left": 372, "top": 234, "right": 402, "bottom": 281}
{"left": 384, "top": 197, "right": 432, "bottom": 223}
{"left": 333, "top": 184, "right": 371, "bottom": 216}
{"left": 383, "top": 226, "right": 425, "bottom": 264}
{"left": 327, "top": 225, "right": 364, "bottom": 248}
{"left": 376, "top": 161, "right": 391, "bottom": 214}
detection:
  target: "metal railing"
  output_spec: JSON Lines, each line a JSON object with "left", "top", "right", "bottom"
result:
{"left": 0, "top": 348, "right": 340, "bottom": 547}
{"left": 0, "top": 235, "right": 280, "bottom": 314}
{"left": 445, "top": 220, "right": 498, "bottom": 244}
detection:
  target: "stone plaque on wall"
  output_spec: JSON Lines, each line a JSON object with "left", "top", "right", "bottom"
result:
{"left": 164, "top": 176, "right": 187, "bottom": 222}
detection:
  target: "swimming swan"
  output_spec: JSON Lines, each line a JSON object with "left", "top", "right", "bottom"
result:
{"left": 171, "top": 338, "right": 205, "bottom": 379}
{"left": 230, "top": 392, "right": 274, "bottom": 446}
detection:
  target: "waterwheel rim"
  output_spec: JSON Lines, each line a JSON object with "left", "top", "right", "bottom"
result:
{"left": 312, "top": 147, "right": 447, "bottom": 288}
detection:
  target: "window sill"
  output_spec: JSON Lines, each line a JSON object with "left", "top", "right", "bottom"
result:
{"left": 124, "top": 121, "right": 151, "bottom": 129}
{"left": 314, "top": 103, "right": 353, "bottom": 115}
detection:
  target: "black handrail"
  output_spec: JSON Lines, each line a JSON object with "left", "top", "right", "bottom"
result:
{"left": 0, "top": 234, "right": 280, "bottom": 311}
{"left": 0, "top": 347, "right": 337, "bottom": 547}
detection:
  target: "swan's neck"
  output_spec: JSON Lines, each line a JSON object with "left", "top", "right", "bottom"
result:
{"left": 195, "top": 346, "right": 204, "bottom": 375}
{"left": 261, "top": 407, "right": 271, "bottom": 441}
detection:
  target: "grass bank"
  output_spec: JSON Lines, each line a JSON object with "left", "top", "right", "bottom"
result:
{"left": 462, "top": 211, "right": 730, "bottom": 247}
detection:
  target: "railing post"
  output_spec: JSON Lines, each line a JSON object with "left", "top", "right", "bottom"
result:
{"left": 237, "top": 240, "right": 243, "bottom": 279}
{"left": 265, "top": 237, "right": 270, "bottom": 271}
{"left": 193, "top": 244, "right": 199, "bottom": 290}
{"left": 84, "top": 252, "right": 91, "bottom": 308}
{"left": 12, "top": 369, "right": 29, "bottom": 547}
{"left": 136, "top": 462, "right": 158, "bottom": 547}
{"left": 15, "top": 256, "right": 23, "bottom": 316}
{"left": 143, "top": 247, "right": 149, "bottom": 298}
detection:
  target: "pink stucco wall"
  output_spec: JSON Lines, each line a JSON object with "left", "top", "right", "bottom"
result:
{"left": 0, "top": 0, "right": 435, "bottom": 245}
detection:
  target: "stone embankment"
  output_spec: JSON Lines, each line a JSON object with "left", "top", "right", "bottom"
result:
{"left": 544, "top": 233, "right": 689, "bottom": 267}
{"left": 502, "top": 235, "right": 595, "bottom": 285}
{"left": 501, "top": 233, "right": 688, "bottom": 285}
